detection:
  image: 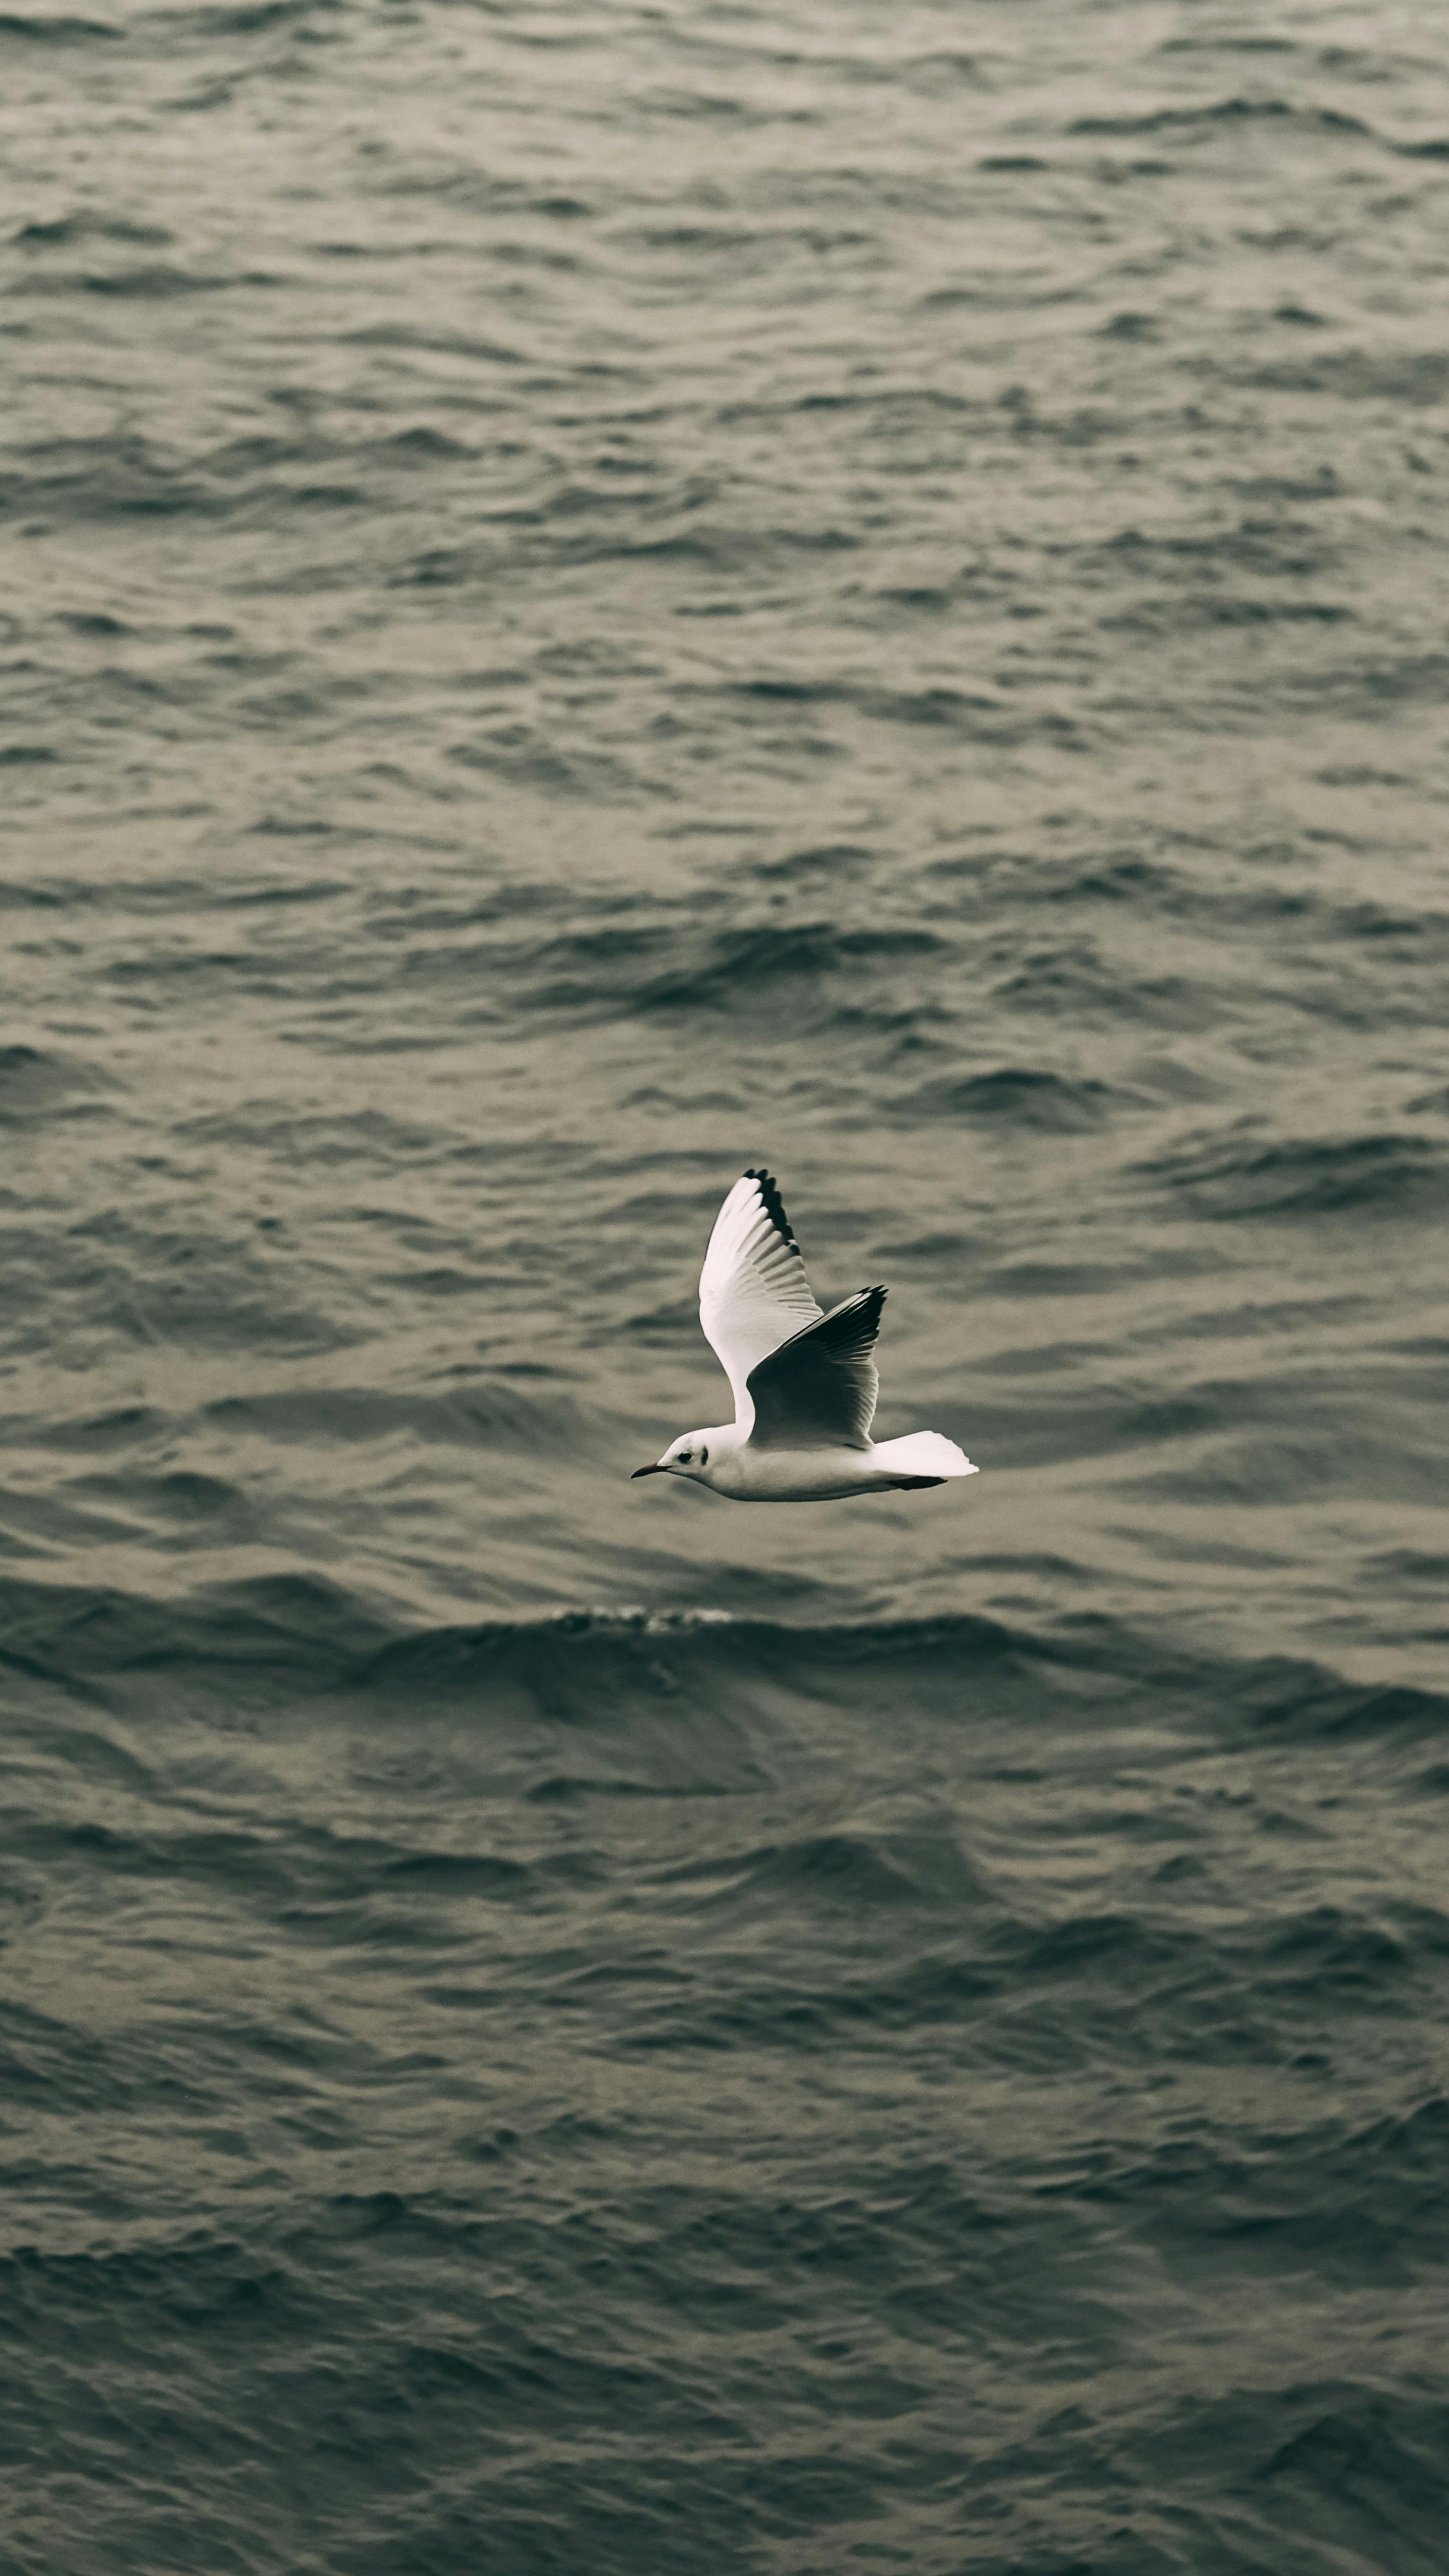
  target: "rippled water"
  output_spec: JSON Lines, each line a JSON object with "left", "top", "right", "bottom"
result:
{"left": 3, "top": 3, "right": 1448, "bottom": 2570}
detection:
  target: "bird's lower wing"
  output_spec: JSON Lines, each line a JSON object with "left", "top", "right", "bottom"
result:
{"left": 744, "top": 1286, "right": 885, "bottom": 1451}
{"left": 699, "top": 1170, "right": 823, "bottom": 1425}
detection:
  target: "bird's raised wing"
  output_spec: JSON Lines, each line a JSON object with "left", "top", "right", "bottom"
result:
{"left": 699, "top": 1170, "right": 822, "bottom": 1426}
{"left": 745, "top": 1285, "right": 885, "bottom": 1452}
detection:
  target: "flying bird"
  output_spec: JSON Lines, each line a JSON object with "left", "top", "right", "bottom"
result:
{"left": 632, "top": 1169, "right": 978, "bottom": 1502}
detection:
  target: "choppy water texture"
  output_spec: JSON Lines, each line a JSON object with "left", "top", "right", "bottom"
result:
{"left": 3, "top": 2, "right": 1448, "bottom": 2569}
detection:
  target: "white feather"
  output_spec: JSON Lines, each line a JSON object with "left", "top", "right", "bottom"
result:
{"left": 867, "top": 1431, "right": 977, "bottom": 1480}
{"left": 698, "top": 1170, "right": 821, "bottom": 1430}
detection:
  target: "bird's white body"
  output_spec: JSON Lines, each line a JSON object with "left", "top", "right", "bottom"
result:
{"left": 663, "top": 1423, "right": 970, "bottom": 1503}
{"left": 632, "top": 1171, "right": 977, "bottom": 1504}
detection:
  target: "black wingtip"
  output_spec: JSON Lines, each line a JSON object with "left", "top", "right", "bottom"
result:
{"left": 837, "top": 1283, "right": 887, "bottom": 1337}
{"left": 743, "top": 1166, "right": 799, "bottom": 1250}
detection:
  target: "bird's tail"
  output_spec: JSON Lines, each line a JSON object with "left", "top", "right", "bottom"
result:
{"left": 869, "top": 1431, "right": 978, "bottom": 1481}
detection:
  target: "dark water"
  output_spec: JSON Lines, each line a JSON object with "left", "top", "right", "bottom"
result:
{"left": 3, "top": 2, "right": 1449, "bottom": 2568}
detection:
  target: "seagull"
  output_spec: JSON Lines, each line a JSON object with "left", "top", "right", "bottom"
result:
{"left": 632, "top": 1169, "right": 978, "bottom": 1502}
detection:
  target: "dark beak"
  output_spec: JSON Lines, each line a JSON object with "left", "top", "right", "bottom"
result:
{"left": 631, "top": 1462, "right": 667, "bottom": 1479}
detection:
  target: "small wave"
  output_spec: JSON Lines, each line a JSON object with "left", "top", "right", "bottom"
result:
{"left": 16, "top": 213, "right": 169, "bottom": 247}
{"left": 1103, "top": 594, "right": 1350, "bottom": 636}
{"left": 0, "top": 1570, "right": 393, "bottom": 1685}
{"left": 649, "top": 1824, "right": 988, "bottom": 1920}
{"left": 10, "top": 261, "right": 272, "bottom": 298}
{"left": 0, "top": 2230, "right": 292, "bottom": 2333}
{"left": 1068, "top": 2088, "right": 1449, "bottom": 2261}
{"left": 520, "top": 918, "right": 947, "bottom": 1019}
{"left": 1233, "top": 352, "right": 1449, "bottom": 408}
{"left": 632, "top": 922, "right": 947, "bottom": 1015}
{"left": 0, "top": 1042, "right": 117, "bottom": 1122}
{"left": 1144, "top": 1127, "right": 1448, "bottom": 1220}
{"left": 198, "top": 1379, "right": 583, "bottom": 1453}
{"left": 153, "top": 0, "right": 337, "bottom": 34}
{"left": 176, "top": 1101, "right": 440, "bottom": 1160}
{"left": 994, "top": 940, "right": 1210, "bottom": 1030}
{"left": 891, "top": 1067, "right": 1126, "bottom": 1133}
{"left": 0, "top": 10, "right": 118, "bottom": 39}
{"left": 3, "top": 434, "right": 221, "bottom": 523}
{"left": 1242, "top": 1672, "right": 1449, "bottom": 1744}
{"left": 1069, "top": 97, "right": 1374, "bottom": 140}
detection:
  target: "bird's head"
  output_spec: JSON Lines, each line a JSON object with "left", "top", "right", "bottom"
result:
{"left": 631, "top": 1431, "right": 715, "bottom": 1484}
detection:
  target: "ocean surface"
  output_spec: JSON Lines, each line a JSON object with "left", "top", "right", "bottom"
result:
{"left": 3, "top": 1, "right": 1448, "bottom": 2568}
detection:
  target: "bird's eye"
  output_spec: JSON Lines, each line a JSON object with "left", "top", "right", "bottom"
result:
{"left": 699, "top": 1446, "right": 708, "bottom": 1465}
{"left": 679, "top": 1450, "right": 692, "bottom": 1465}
